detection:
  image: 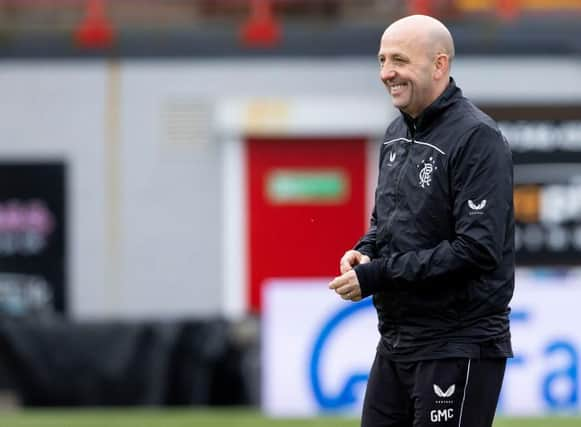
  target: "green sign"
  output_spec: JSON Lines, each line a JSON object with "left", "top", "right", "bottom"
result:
{"left": 267, "top": 170, "right": 348, "bottom": 204}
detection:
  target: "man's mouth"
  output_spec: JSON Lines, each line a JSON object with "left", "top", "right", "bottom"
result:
{"left": 389, "top": 82, "right": 408, "bottom": 95}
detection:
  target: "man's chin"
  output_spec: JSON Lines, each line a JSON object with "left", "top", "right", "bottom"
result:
{"left": 392, "top": 100, "right": 408, "bottom": 111}
{"left": 390, "top": 96, "right": 407, "bottom": 108}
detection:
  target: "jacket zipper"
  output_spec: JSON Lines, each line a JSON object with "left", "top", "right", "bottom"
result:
{"left": 385, "top": 123, "right": 415, "bottom": 245}
{"left": 383, "top": 124, "right": 415, "bottom": 339}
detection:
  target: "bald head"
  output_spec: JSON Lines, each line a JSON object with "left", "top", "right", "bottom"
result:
{"left": 377, "top": 15, "right": 455, "bottom": 118}
{"left": 383, "top": 15, "right": 455, "bottom": 64}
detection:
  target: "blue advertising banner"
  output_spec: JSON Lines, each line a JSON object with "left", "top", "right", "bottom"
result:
{"left": 263, "top": 272, "right": 581, "bottom": 417}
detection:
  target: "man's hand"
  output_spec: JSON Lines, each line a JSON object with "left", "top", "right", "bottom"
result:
{"left": 329, "top": 270, "right": 363, "bottom": 302}
{"left": 340, "top": 250, "right": 371, "bottom": 274}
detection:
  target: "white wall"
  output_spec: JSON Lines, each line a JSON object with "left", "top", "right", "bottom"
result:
{"left": 0, "top": 61, "right": 108, "bottom": 319}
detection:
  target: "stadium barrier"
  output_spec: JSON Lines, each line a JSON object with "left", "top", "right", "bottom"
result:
{"left": 0, "top": 317, "right": 258, "bottom": 406}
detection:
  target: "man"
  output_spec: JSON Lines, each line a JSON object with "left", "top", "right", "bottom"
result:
{"left": 329, "top": 15, "right": 514, "bottom": 427}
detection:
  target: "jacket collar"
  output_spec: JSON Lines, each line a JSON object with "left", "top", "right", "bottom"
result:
{"left": 402, "top": 77, "right": 462, "bottom": 135}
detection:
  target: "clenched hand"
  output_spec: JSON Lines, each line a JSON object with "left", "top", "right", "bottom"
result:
{"left": 329, "top": 270, "right": 363, "bottom": 302}
{"left": 339, "top": 250, "right": 371, "bottom": 274}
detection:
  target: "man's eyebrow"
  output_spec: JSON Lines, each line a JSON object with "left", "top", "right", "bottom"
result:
{"left": 378, "top": 52, "right": 407, "bottom": 58}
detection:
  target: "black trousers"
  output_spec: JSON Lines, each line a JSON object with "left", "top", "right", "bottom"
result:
{"left": 361, "top": 352, "right": 506, "bottom": 427}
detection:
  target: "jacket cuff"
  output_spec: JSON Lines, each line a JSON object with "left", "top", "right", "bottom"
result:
{"left": 354, "top": 260, "right": 386, "bottom": 298}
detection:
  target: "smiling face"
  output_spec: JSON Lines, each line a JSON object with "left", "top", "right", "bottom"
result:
{"left": 378, "top": 17, "right": 452, "bottom": 118}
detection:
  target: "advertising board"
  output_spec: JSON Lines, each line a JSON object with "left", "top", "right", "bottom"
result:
{"left": 263, "top": 270, "right": 581, "bottom": 416}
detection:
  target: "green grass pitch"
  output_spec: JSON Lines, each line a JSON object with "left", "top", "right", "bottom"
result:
{"left": 0, "top": 409, "right": 579, "bottom": 427}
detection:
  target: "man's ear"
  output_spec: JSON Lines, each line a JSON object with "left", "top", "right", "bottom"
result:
{"left": 433, "top": 53, "right": 449, "bottom": 80}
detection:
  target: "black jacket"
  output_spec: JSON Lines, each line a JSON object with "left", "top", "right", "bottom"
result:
{"left": 354, "top": 79, "right": 514, "bottom": 361}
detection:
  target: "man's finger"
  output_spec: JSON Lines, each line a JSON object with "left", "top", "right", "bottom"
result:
{"left": 339, "top": 253, "right": 355, "bottom": 272}
{"left": 329, "top": 276, "right": 345, "bottom": 289}
{"left": 335, "top": 284, "right": 352, "bottom": 295}
{"left": 340, "top": 261, "right": 353, "bottom": 274}
{"left": 339, "top": 286, "right": 355, "bottom": 299}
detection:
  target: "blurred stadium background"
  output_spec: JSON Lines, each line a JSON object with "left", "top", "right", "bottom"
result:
{"left": 0, "top": 0, "right": 580, "bottom": 425}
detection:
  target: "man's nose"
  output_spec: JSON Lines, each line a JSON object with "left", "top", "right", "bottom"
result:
{"left": 380, "top": 67, "right": 396, "bottom": 82}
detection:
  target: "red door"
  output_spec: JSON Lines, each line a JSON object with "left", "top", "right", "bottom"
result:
{"left": 246, "top": 137, "right": 367, "bottom": 312}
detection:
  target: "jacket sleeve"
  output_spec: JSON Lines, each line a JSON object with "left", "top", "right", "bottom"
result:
{"left": 353, "top": 205, "right": 378, "bottom": 258}
{"left": 354, "top": 124, "right": 513, "bottom": 297}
